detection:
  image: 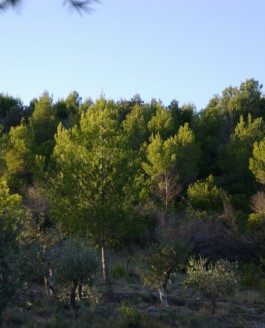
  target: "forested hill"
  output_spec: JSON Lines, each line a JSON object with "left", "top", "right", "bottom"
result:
{"left": 1, "top": 78, "right": 265, "bottom": 238}
{"left": 1, "top": 78, "right": 265, "bottom": 325}
{"left": 1, "top": 78, "right": 265, "bottom": 197}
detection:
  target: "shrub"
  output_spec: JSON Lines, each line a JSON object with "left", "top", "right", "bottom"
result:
{"left": 251, "top": 191, "right": 265, "bottom": 215}
{"left": 239, "top": 260, "right": 265, "bottom": 291}
{"left": 248, "top": 213, "right": 265, "bottom": 242}
{"left": 187, "top": 175, "right": 223, "bottom": 212}
{"left": 111, "top": 263, "right": 126, "bottom": 279}
{"left": 184, "top": 256, "right": 238, "bottom": 313}
{"left": 117, "top": 304, "right": 140, "bottom": 328}
{"left": 248, "top": 191, "right": 265, "bottom": 241}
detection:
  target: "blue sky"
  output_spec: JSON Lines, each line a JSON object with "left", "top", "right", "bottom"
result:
{"left": 0, "top": 0, "right": 265, "bottom": 110}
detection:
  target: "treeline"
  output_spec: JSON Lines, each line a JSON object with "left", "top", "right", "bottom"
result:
{"left": 1, "top": 78, "right": 265, "bottom": 317}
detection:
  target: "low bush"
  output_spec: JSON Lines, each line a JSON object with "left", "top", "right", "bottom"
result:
{"left": 184, "top": 257, "right": 238, "bottom": 313}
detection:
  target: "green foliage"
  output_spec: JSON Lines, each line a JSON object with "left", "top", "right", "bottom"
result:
{"left": 18, "top": 221, "right": 63, "bottom": 284}
{"left": 0, "top": 180, "right": 23, "bottom": 227}
{"left": 4, "top": 121, "right": 34, "bottom": 187}
{"left": 122, "top": 104, "right": 151, "bottom": 150}
{"left": 196, "top": 79, "right": 264, "bottom": 179}
{"left": 29, "top": 92, "right": 58, "bottom": 155}
{"left": 140, "top": 241, "right": 188, "bottom": 289}
{"left": 247, "top": 191, "right": 265, "bottom": 241}
{"left": 187, "top": 175, "right": 223, "bottom": 212}
{"left": 52, "top": 239, "right": 99, "bottom": 286}
{"left": 249, "top": 137, "right": 265, "bottom": 185}
{"left": 239, "top": 262, "right": 262, "bottom": 288}
{"left": 168, "top": 101, "right": 196, "bottom": 131}
{"left": 171, "top": 123, "right": 201, "bottom": 187}
{"left": 147, "top": 106, "right": 174, "bottom": 140}
{"left": 184, "top": 257, "right": 238, "bottom": 312}
{"left": 239, "top": 260, "right": 265, "bottom": 295}
{"left": 0, "top": 181, "right": 24, "bottom": 315}
{"left": 143, "top": 124, "right": 200, "bottom": 211}
{"left": 116, "top": 304, "right": 140, "bottom": 328}
{"left": 248, "top": 213, "right": 265, "bottom": 241}
{"left": 219, "top": 79, "right": 264, "bottom": 129}
{"left": 0, "top": 81, "right": 264, "bottom": 319}
{"left": 49, "top": 238, "right": 99, "bottom": 308}
{"left": 0, "top": 93, "right": 24, "bottom": 132}
{"left": 218, "top": 115, "right": 264, "bottom": 194}
{"left": 195, "top": 96, "right": 227, "bottom": 177}
{"left": 111, "top": 263, "right": 126, "bottom": 279}
{"left": 50, "top": 97, "right": 140, "bottom": 246}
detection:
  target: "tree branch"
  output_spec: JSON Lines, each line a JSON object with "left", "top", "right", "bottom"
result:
{"left": 0, "top": 0, "right": 99, "bottom": 12}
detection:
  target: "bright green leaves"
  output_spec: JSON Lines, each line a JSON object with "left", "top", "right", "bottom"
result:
{"left": 147, "top": 106, "right": 174, "bottom": 140}
{"left": 187, "top": 175, "right": 223, "bottom": 212}
{"left": 144, "top": 124, "right": 200, "bottom": 186}
{"left": 29, "top": 92, "right": 58, "bottom": 147}
{"left": 50, "top": 97, "right": 135, "bottom": 244}
{"left": 0, "top": 180, "right": 23, "bottom": 232}
{"left": 249, "top": 138, "right": 265, "bottom": 185}
{"left": 143, "top": 124, "right": 200, "bottom": 211}
{"left": 122, "top": 104, "right": 150, "bottom": 150}
{"left": 4, "top": 121, "right": 34, "bottom": 186}
{"left": 143, "top": 134, "right": 177, "bottom": 177}
{"left": 80, "top": 97, "right": 120, "bottom": 148}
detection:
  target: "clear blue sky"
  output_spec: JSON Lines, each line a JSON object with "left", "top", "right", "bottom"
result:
{"left": 1, "top": 0, "right": 265, "bottom": 110}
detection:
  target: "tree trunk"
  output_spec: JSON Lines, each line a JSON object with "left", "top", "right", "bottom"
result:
{"left": 101, "top": 238, "right": 112, "bottom": 291}
{"left": 78, "top": 283, "right": 82, "bottom": 300}
{"left": 158, "top": 286, "right": 169, "bottom": 307}
{"left": 44, "top": 276, "right": 49, "bottom": 299}
{"left": 44, "top": 268, "right": 55, "bottom": 299}
{"left": 70, "top": 280, "right": 78, "bottom": 309}
{"left": 165, "top": 174, "right": 168, "bottom": 219}
{"left": 211, "top": 298, "right": 217, "bottom": 314}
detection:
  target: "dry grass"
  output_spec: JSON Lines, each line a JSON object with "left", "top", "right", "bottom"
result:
{"left": 232, "top": 289, "right": 265, "bottom": 306}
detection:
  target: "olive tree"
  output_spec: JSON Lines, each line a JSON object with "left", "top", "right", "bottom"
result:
{"left": 51, "top": 239, "right": 99, "bottom": 309}
{"left": 140, "top": 241, "right": 188, "bottom": 306}
{"left": 184, "top": 257, "right": 238, "bottom": 313}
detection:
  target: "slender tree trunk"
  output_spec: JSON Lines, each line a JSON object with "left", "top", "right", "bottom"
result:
{"left": 44, "top": 268, "right": 55, "bottom": 299}
{"left": 44, "top": 276, "right": 49, "bottom": 300}
{"left": 101, "top": 238, "right": 112, "bottom": 291}
{"left": 126, "top": 258, "right": 131, "bottom": 276}
{"left": 78, "top": 283, "right": 82, "bottom": 300}
{"left": 165, "top": 174, "right": 168, "bottom": 218}
{"left": 70, "top": 280, "right": 78, "bottom": 309}
{"left": 211, "top": 298, "right": 217, "bottom": 314}
{"left": 158, "top": 286, "right": 169, "bottom": 307}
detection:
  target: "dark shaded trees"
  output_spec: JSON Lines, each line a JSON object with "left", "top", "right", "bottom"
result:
{"left": 218, "top": 115, "right": 265, "bottom": 194}
{"left": 0, "top": 181, "right": 24, "bottom": 319}
{"left": 0, "top": 94, "right": 24, "bottom": 132}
